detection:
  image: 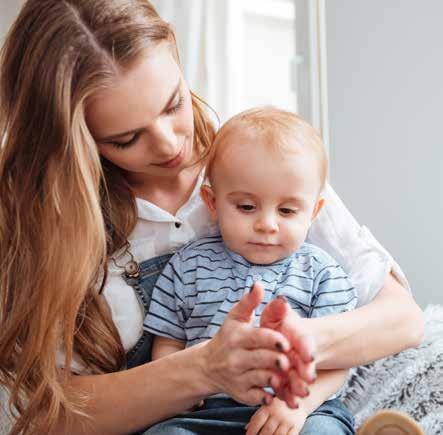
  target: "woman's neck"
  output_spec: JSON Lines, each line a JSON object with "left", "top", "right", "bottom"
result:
{"left": 130, "top": 163, "right": 203, "bottom": 216}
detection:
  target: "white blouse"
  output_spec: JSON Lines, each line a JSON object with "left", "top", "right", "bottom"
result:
{"left": 103, "top": 173, "right": 410, "bottom": 353}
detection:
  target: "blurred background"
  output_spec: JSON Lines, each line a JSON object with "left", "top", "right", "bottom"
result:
{"left": 1, "top": 0, "right": 442, "bottom": 308}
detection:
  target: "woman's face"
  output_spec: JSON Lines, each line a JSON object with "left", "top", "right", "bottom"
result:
{"left": 86, "top": 44, "right": 195, "bottom": 180}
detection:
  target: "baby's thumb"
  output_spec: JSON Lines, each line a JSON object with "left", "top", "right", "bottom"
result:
{"left": 260, "top": 295, "right": 290, "bottom": 329}
{"left": 228, "top": 281, "right": 264, "bottom": 323}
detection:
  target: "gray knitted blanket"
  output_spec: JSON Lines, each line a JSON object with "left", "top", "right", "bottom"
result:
{"left": 1, "top": 305, "right": 442, "bottom": 435}
{"left": 342, "top": 304, "right": 443, "bottom": 434}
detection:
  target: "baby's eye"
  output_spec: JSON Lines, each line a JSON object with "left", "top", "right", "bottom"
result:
{"left": 279, "top": 207, "right": 297, "bottom": 215}
{"left": 237, "top": 204, "right": 256, "bottom": 212}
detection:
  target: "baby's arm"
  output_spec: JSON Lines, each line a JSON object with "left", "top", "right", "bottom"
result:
{"left": 143, "top": 252, "right": 192, "bottom": 360}
{"left": 152, "top": 336, "right": 186, "bottom": 360}
{"left": 152, "top": 336, "right": 204, "bottom": 410}
{"left": 246, "top": 368, "right": 348, "bottom": 435}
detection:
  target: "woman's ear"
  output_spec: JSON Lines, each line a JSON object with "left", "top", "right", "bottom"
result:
{"left": 311, "top": 197, "right": 325, "bottom": 221}
{"left": 200, "top": 185, "right": 218, "bottom": 221}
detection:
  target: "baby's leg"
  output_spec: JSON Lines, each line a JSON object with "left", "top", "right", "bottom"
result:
{"left": 139, "top": 397, "right": 258, "bottom": 435}
{"left": 300, "top": 399, "right": 355, "bottom": 435}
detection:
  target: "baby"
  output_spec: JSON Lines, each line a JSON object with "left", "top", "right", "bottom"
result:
{"left": 144, "top": 107, "right": 356, "bottom": 434}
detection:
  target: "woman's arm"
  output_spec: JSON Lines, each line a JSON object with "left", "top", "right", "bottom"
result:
{"left": 303, "top": 184, "right": 423, "bottom": 369}
{"left": 56, "top": 344, "right": 214, "bottom": 435}
{"left": 53, "top": 284, "right": 311, "bottom": 435}
{"left": 303, "top": 272, "right": 424, "bottom": 369}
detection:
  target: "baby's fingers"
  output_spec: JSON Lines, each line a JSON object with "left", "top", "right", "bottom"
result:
{"left": 288, "top": 349, "right": 316, "bottom": 384}
{"left": 246, "top": 408, "right": 269, "bottom": 435}
{"left": 283, "top": 389, "right": 299, "bottom": 410}
{"left": 287, "top": 368, "right": 310, "bottom": 398}
{"left": 259, "top": 418, "right": 279, "bottom": 435}
{"left": 284, "top": 324, "right": 316, "bottom": 365}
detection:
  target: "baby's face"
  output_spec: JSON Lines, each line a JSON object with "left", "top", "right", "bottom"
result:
{"left": 203, "top": 135, "right": 324, "bottom": 265}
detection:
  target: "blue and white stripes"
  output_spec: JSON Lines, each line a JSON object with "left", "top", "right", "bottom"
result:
{"left": 144, "top": 235, "right": 357, "bottom": 347}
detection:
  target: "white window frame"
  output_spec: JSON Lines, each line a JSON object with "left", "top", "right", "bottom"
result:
{"left": 218, "top": 0, "right": 296, "bottom": 121}
{"left": 224, "top": 0, "right": 330, "bottom": 148}
{"left": 243, "top": 0, "right": 295, "bottom": 20}
{"left": 293, "top": 0, "right": 329, "bottom": 150}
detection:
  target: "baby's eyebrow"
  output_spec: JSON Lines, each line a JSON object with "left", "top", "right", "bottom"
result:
{"left": 227, "top": 191, "right": 255, "bottom": 198}
{"left": 280, "top": 196, "right": 307, "bottom": 206}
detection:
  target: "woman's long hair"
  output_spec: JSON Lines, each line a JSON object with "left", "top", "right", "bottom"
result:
{"left": 0, "top": 1, "right": 215, "bottom": 433}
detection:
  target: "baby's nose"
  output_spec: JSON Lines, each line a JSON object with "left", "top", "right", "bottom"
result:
{"left": 254, "top": 214, "right": 278, "bottom": 233}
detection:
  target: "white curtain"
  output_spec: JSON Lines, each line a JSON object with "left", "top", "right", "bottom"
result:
{"left": 150, "top": 0, "right": 238, "bottom": 122}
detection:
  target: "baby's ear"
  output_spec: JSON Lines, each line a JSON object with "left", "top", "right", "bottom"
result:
{"left": 311, "top": 197, "right": 325, "bottom": 221}
{"left": 200, "top": 185, "right": 218, "bottom": 221}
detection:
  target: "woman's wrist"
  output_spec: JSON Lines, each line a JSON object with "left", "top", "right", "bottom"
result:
{"left": 299, "top": 316, "right": 333, "bottom": 368}
{"left": 189, "top": 340, "right": 221, "bottom": 398}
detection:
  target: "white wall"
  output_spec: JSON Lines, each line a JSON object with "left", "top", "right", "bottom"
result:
{"left": 325, "top": 1, "right": 443, "bottom": 308}
{"left": 0, "top": 1, "right": 20, "bottom": 43}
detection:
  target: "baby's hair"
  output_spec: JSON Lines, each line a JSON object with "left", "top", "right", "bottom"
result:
{"left": 206, "top": 106, "right": 328, "bottom": 189}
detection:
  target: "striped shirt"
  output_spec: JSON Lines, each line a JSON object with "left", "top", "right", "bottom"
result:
{"left": 143, "top": 235, "right": 357, "bottom": 346}
{"left": 104, "top": 178, "right": 409, "bottom": 353}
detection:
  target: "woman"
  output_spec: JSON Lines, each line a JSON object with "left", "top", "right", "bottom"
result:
{"left": 0, "top": 1, "right": 423, "bottom": 434}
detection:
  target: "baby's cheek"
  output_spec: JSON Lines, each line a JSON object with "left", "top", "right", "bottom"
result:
{"left": 218, "top": 214, "right": 243, "bottom": 243}
{"left": 285, "top": 222, "right": 309, "bottom": 248}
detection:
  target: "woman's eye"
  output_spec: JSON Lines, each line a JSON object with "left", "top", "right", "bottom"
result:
{"left": 237, "top": 204, "right": 255, "bottom": 212}
{"left": 166, "top": 96, "right": 184, "bottom": 115}
{"left": 110, "top": 132, "right": 141, "bottom": 149}
{"left": 279, "top": 207, "right": 297, "bottom": 215}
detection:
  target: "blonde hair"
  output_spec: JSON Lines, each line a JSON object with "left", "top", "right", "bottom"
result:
{"left": 0, "top": 1, "right": 215, "bottom": 434}
{"left": 206, "top": 106, "right": 328, "bottom": 189}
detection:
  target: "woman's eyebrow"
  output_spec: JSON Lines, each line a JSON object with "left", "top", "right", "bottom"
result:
{"left": 96, "top": 80, "right": 181, "bottom": 143}
{"left": 160, "top": 79, "right": 181, "bottom": 113}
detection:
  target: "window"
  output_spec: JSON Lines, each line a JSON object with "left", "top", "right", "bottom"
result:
{"left": 151, "top": 0, "right": 328, "bottom": 142}
{"left": 236, "top": 0, "right": 297, "bottom": 114}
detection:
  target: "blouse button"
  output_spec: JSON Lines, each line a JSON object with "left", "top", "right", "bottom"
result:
{"left": 175, "top": 222, "right": 182, "bottom": 228}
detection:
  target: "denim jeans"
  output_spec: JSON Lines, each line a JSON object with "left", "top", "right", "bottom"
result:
{"left": 124, "top": 255, "right": 355, "bottom": 435}
{"left": 142, "top": 397, "right": 355, "bottom": 435}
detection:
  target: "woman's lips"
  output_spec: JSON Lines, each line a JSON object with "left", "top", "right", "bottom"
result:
{"left": 154, "top": 142, "right": 186, "bottom": 168}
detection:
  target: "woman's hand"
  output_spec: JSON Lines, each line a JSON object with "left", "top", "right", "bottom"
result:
{"left": 260, "top": 290, "right": 317, "bottom": 407}
{"left": 201, "top": 282, "right": 292, "bottom": 406}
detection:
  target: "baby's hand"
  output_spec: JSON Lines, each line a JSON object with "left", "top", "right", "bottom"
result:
{"left": 245, "top": 397, "right": 308, "bottom": 435}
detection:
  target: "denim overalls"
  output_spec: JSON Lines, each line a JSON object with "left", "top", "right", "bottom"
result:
{"left": 124, "top": 253, "right": 173, "bottom": 369}
{"left": 124, "top": 254, "right": 355, "bottom": 435}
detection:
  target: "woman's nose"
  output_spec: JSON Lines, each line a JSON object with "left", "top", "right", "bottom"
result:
{"left": 149, "top": 120, "right": 178, "bottom": 156}
{"left": 253, "top": 213, "right": 279, "bottom": 233}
